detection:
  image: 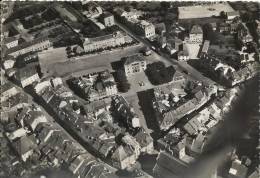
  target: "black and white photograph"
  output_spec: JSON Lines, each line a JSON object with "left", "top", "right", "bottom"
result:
{"left": 0, "top": 1, "right": 259, "bottom": 178}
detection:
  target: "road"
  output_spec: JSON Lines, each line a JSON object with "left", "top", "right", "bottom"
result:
{"left": 115, "top": 20, "right": 217, "bottom": 87}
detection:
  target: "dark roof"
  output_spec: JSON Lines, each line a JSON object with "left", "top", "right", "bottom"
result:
{"left": 2, "top": 82, "right": 16, "bottom": 93}
{"left": 102, "top": 12, "right": 114, "bottom": 18}
{"left": 6, "top": 37, "right": 50, "bottom": 55}
{"left": 190, "top": 25, "right": 203, "bottom": 34}
{"left": 124, "top": 53, "right": 145, "bottom": 65}
{"left": 15, "top": 66, "right": 38, "bottom": 81}
{"left": 226, "top": 11, "right": 240, "bottom": 16}
{"left": 155, "top": 151, "right": 188, "bottom": 176}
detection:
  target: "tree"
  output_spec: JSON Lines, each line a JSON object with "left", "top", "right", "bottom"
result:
{"left": 116, "top": 70, "right": 130, "bottom": 92}
{"left": 160, "top": 2, "right": 170, "bottom": 11}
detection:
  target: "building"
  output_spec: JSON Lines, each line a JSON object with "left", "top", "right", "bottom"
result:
{"left": 80, "top": 31, "right": 133, "bottom": 53}
{"left": 237, "top": 23, "right": 253, "bottom": 44}
{"left": 123, "top": 54, "right": 147, "bottom": 77}
{"left": 112, "top": 95, "right": 141, "bottom": 128}
{"left": 226, "top": 11, "right": 240, "bottom": 20}
{"left": 189, "top": 25, "right": 203, "bottom": 44}
{"left": 111, "top": 145, "right": 136, "bottom": 169}
{"left": 228, "top": 159, "right": 248, "bottom": 178}
{"left": 3, "top": 37, "right": 19, "bottom": 49}
{"left": 153, "top": 151, "right": 188, "bottom": 178}
{"left": 1, "top": 82, "right": 19, "bottom": 102}
{"left": 177, "top": 50, "right": 189, "bottom": 61}
{"left": 201, "top": 40, "right": 210, "bottom": 56}
{"left": 68, "top": 70, "right": 117, "bottom": 101}
{"left": 23, "top": 111, "right": 48, "bottom": 131}
{"left": 1, "top": 1, "right": 14, "bottom": 23}
{"left": 13, "top": 135, "right": 38, "bottom": 162}
{"left": 14, "top": 66, "right": 40, "bottom": 88}
{"left": 154, "top": 88, "right": 209, "bottom": 131}
{"left": 102, "top": 12, "right": 115, "bottom": 27}
{"left": 116, "top": 8, "right": 155, "bottom": 39}
{"left": 136, "top": 20, "right": 156, "bottom": 39}
{"left": 6, "top": 37, "right": 52, "bottom": 58}
{"left": 134, "top": 130, "right": 154, "bottom": 154}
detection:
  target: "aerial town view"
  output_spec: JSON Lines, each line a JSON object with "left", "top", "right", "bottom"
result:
{"left": 0, "top": 1, "right": 259, "bottom": 178}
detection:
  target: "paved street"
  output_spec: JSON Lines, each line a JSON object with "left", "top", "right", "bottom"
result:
{"left": 115, "top": 20, "right": 217, "bottom": 87}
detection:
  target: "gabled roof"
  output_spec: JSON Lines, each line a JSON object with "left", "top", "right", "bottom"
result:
{"left": 15, "top": 66, "right": 38, "bottom": 81}
{"left": 190, "top": 25, "right": 203, "bottom": 34}
{"left": 123, "top": 53, "right": 145, "bottom": 65}
{"left": 111, "top": 145, "right": 128, "bottom": 161}
{"left": 14, "top": 135, "right": 37, "bottom": 156}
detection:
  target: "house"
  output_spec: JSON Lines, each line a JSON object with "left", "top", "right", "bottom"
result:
{"left": 68, "top": 70, "right": 117, "bottom": 101}
{"left": 200, "top": 40, "right": 210, "bottom": 56}
{"left": 226, "top": 11, "right": 240, "bottom": 20}
{"left": 183, "top": 115, "right": 204, "bottom": 135}
{"left": 136, "top": 20, "right": 156, "bottom": 39}
{"left": 6, "top": 37, "right": 52, "bottom": 58}
{"left": 155, "top": 22, "right": 166, "bottom": 36}
{"left": 123, "top": 54, "right": 147, "bottom": 77}
{"left": 177, "top": 49, "right": 189, "bottom": 61}
{"left": 34, "top": 80, "right": 52, "bottom": 94}
{"left": 23, "top": 111, "right": 48, "bottom": 131}
{"left": 102, "top": 12, "right": 115, "bottom": 27}
{"left": 189, "top": 25, "right": 203, "bottom": 44}
{"left": 228, "top": 159, "right": 248, "bottom": 178}
{"left": 237, "top": 23, "right": 253, "bottom": 44}
{"left": 81, "top": 31, "right": 133, "bottom": 53}
{"left": 210, "top": 22, "right": 217, "bottom": 31}
{"left": 134, "top": 130, "right": 154, "bottom": 154}
{"left": 153, "top": 151, "right": 188, "bottom": 178}
{"left": 14, "top": 66, "right": 40, "bottom": 88}
{"left": 69, "top": 154, "right": 86, "bottom": 175}
{"left": 121, "top": 134, "right": 141, "bottom": 157}
{"left": 3, "top": 56, "right": 15, "bottom": 69}
{"left": 111, "top": 145, "right": 136, "bottom": 169}
{"left": 13, "top": 135, "right": 38, "bottom": 162}
{"left": 3, "top": 36, "right": 18, "bottom": 49}
{"left": 185, "top": 133, "right": 206, "bottom": 157}
{"left": 7, "top": 128, "right": 27, "bottom": 141}
{"left": 112, "top": 95, "right": 140, "bottom": 128}
{"left": 1, "top": 82, "right": 19, "bottom": 102}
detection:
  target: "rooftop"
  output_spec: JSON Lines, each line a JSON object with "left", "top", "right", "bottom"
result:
{"left": 190, "top": 25, "right": 203, "bottom": 34}
{"left": 15, "top": 66, "right": 38, "bottom": 81}
{"left": 123, "top": 53, "right": 145, "bottom": 65}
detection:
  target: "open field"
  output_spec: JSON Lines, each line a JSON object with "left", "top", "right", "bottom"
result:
{"left": 178, "top": 2, "right": 235, "bottom": 19}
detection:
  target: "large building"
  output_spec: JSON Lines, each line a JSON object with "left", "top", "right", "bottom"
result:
{"left": 116, "top": 8, "right": 155, "bottom": 39}
{"left": 79, "top": 31, "right": 133, "bottom": 53}
{"left": 3, "top": 37, "right": 19, "bottom": 49}
{"left": 1, "top": 83, "right": 19, "bottom": 102}
{"left": 123, "top": 54, "right": 147, "bottom": 77}
{"left": 112, "top": 95, "right": 141, "bottom": 129}
{"left": 136, "top": 20, "right": 156, "bottom": 39}
{"left": 5, "top": 37, "right": 52, "bottom": 58}
{"left": 14, "top": 66, "right": 40, "bottom": 88}
{"left": 189, "top": 25, "right": 203, "bottom": 44}
{"left": 102, "top": 12, "right": 115, "bottom": 27}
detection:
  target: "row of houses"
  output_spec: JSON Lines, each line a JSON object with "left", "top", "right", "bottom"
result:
{"left": 4, "top": 37, "right": 52, "bottom": 58}
{"left": 67, "top": 70, "right": 118, "bottom": 101}
{"left": 200, "top": 54, "right": 257, "bottom": 87}
{"left": 154, "top": 84, "right": 256, "bottom": 178}
{"left": 1, "top": 80, "right": 117, "bottom": 178}
{"left": 115, "top": 8, "right": 156, "bottom": 39}
{"left": 153, "top": 82, "right": 216, "bottom": 131}
{"left": 76, "top": 31, "right": 134, "bottom": 53}
{"left": 35, "top": 79, "right": 153, "bottom": 170}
